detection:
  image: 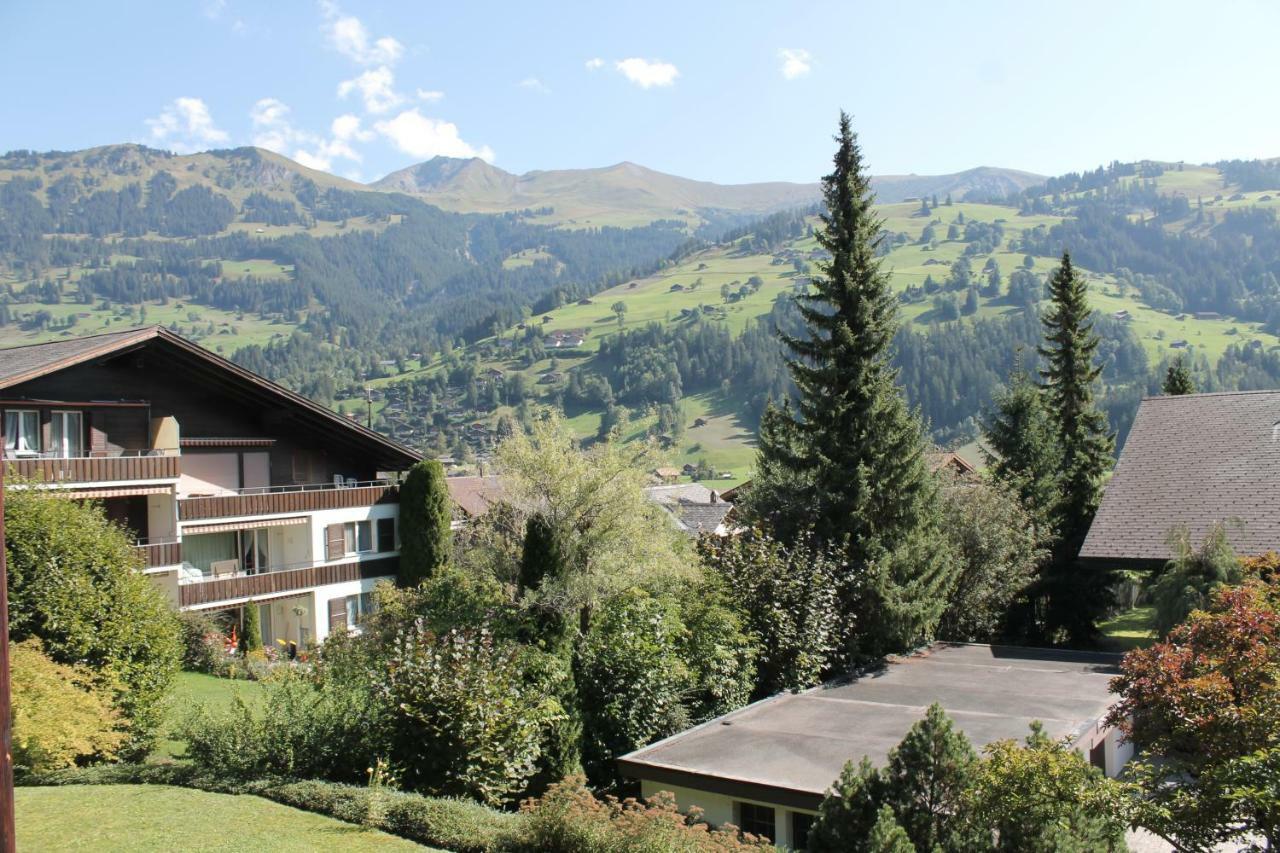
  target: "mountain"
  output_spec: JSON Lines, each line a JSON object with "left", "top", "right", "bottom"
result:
{"left": 371, "top": 157, "right": 1047, "bottom": 225}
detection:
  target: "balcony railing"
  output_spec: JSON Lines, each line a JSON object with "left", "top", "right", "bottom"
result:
{"left": 134, "top": 537, "right": 183, "bottom": 569}
{"left": 178, "top": 479, "right": 398, "bottom": 521}
{"left": 177, "top": 556, "right": 398, "bottom": 608}
{"left": 5, "top": 449, "right": 180, "bottom": 484}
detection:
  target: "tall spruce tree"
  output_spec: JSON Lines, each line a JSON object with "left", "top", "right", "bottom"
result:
{"left": 744, "top": 113, "right": 955, "bottom": 656}
{"left": 1162, "top": 355, "right": 1196, "bottom": 395}
{"left": 397, "top": 459, "right": 453, "bottom": 586}
{"left": 981, "top": 358, "right": 1062, "bottom": 532}
{"left": 1037, "top": 252, "right": 1115, "bottom": 643}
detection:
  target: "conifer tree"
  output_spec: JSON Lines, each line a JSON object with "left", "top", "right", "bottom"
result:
{"left": 241, "top": 601, "right": 262, "bottom": 652}
{"left": 882, "top": 703, "right": 983, "bottom": 852}
{"left": 981, "top": 359, "right": 1061, "bottom": 531}
{"left": 867, "top": 806, "right": 915, "bottom": 853}
{"left": 1162, "top": 355, "right": 1196, "bottom": 395}
{"left": 744, "top": 112, "right": 955, "bottom": 655}
{"left": 1037, "top": 252, "right": 1115, "bottom": 642}
{"left": 397, "top": 459, "right": 453, "bottom": 586}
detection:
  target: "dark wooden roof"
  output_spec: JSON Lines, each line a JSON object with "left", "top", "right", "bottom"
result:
{"left": 1081, "top": 390, "right": 1280, "bottom": 565}
{"left": 0, "top": 326, "right": 420, "bottom": 470}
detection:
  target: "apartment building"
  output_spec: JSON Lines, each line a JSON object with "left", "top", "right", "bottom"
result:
{"left": 0, "top": 326, "right": 420, "bottom": 647}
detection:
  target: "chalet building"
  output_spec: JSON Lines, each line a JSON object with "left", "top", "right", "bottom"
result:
{"left": 1082, "top": 390, "right": 1280, "bottom": 568}
{"left": 0, "top": 326, "right": 420, "bottom": 647}
{"left": 619, "top": 644, "right": 1130, "bottom": 848}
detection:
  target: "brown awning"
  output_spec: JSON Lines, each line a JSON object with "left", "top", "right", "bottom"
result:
{"left": 61, "top": 484, "right": 174, "bottom": 499}
{"left": 181, "top": 515, "right": 309, "bottom": 535}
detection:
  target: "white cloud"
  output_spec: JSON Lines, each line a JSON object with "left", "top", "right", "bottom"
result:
{"left": 320, "top": 1, "right": 403, "bottom": 66}
{"left": 337, "top": 66, "right": 404, "bottom": 114}
{"left": 145, "top": 97, "right": 229, "bottom": 153}
{"left": 202, "top": 0, "right": 226, "bottom": 20}
{"left": 250, "top": 97, "right": 363, "bottom": 172}
{"left": 778, "top": 48, "right": 812, "bottom": 80}
{"left": 416, "top": 88, "right": 445, "bottom": 103}
{"left": 518, "top": 77, "right": 550, "bottom": 94}
{"left": 374, "top": 108, "right": 494, "bottom": 162}
{"left": 584, "top": 57, "right": 605, "bottom": 71}
{"left": 615, "top": 57, "right": 678, "bottom": 88}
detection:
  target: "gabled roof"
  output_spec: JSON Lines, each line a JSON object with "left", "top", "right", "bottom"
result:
{"left": 0, "top": 326, "right": 420, "bottom": 470}
{"left": 675, "top": 499, "right": 733, "bottom": 535}
{"left": 445, "top": 475, "right": 506, "bottom": 517}
{"left": 1081, "top": 390, "right": 1280, "bottom": 565}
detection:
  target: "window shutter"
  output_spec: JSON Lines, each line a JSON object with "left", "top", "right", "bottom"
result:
{"left": 325, "top": 523, "right": 345, "bottom": 561}
{"left": 327, "top": 596, "right": 347, "bottom": 633}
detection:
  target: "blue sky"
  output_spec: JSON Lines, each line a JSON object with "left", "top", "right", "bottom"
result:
{"left": 2, "top": 1, "right": 1278, "bottom": 185}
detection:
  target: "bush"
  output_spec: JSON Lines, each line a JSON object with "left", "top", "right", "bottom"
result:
{"left": 519, "top": 775, "right": 770, "bottom": 851}
{"left": 242, "top": 601, "right": 263, "bottom": 652}
{"left": 4, "top": 485, "right": 182, "bottom": 758}
{"left": 177, "top": 610, "right": 230, "bottom": 673}
{"left": 10, "top": 639, "right": 125, "bottom": 775}
{"left": 1149, "top": 523, "right": 1242, "bottom": 637}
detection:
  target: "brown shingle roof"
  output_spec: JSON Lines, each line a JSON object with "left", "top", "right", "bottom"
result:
{"left": 445, "top": 475, "right": 505, "bottom": 517}
{"left": 1081, "top": 390, "right": 1280, "bottom": 564}
{"left": 0, "top": 327, "right": 157, "bottom": 388}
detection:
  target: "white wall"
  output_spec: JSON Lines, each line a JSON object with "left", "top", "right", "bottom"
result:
{"left": 638, "top": 780, "right": 816, "bottom": 849}
{"left": 308, "top": 503, "right": 400, "bottom": 566}
{"left": 146, "top": 489, "right": 177, "bottom": 540}
{"left": 312, "top": 575, "right": 389, "bottom": 644}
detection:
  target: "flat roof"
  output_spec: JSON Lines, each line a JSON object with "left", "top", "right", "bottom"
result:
{"left": 618, "top": 643, "right": 1122, "bottom": 810}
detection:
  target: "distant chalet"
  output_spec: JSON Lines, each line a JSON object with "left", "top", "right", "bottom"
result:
{"left": 1081, "top": 389, "right": 1280, "bottom": 567}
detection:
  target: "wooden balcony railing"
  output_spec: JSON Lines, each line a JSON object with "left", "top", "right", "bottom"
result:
{"left": 178, "top": 481, "right": 398, "bottom": 521}
{"left": 6, "top": 452, "right": 180, "bottom": 484}
{"left": 135, "top": 540, "right": 183, "bottom": 568}
{"left": 178, "top": 557, "right": 398, "bottom": 608}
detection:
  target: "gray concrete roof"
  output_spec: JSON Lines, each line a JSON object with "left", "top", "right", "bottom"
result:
{"left": 618, "top": 643, "right": 1121, "bottom": 805}
{"left": 1081, "top": 390, "right": 1280, "bottom": 564}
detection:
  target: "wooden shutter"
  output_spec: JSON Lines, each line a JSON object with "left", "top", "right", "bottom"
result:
{"left": 327, "top": 596, "right": 347, "bottom": 633}
{"left": 325, "top": 523, "right": 345, "bottom": 561}
{"left": 88, "top": 411, "right": 108, "bottom": 456}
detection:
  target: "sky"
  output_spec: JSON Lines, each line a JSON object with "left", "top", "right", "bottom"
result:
{"left": 1, "top": 1, "right": 1278, "bottom": 186}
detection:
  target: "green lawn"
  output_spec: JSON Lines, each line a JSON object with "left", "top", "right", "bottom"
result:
{"left": 16, "top": 785, "right": 433, "bottom": 851}
{"left": 1099, "top": 605, "right": 1157, "bottom": 653}
{"left": 151, "top": 672, "right": 264, "bottom": 763}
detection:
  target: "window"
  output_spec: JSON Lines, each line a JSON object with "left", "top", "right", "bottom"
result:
{"left": 331, "top": 592, "right": 376, "bottom": 633}
{"left": 735, "top": 802, "right": 775, "bottom": 842}
{"left": 791, "top": 812, "right": 814, "bottom": 850}
{"left": 343, "top": 520, "right": 374, "bottom": 554}
{"left": 4, "top": 410, "right": 39, "bottom": 456}
{"left": 376, "top": 517, "right": 396, "bottom": 552}
{"left": 50, "top": 410, "right": 84, "bottom": 458}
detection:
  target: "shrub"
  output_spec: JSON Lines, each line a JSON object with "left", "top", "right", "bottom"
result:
{"left": 519, "top": 775, "right": 770, "bottom": 851}
{"left": 381, "top": 624, "right": 566, "bottom": 805}
{"left": 1148, "top": 523, "right": 1242, "bottom": 637}
{"left": 10, "top": 639, "right": 125, "bottom": 775}
{"left": 398, "top": 459, "right": 454, "bottom": 585}
{"left": 241, "top": 601, "right": 263, "bottom": 652}
{"left": 4, "top": 485, "right": 182, "bottom": 758}
{"left": 177, "top": 610, "right": 229, "bottom": 673}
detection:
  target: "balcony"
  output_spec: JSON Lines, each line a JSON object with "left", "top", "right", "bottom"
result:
{"left": 5, "top": 449, "right": 180, "bottom": 485}
{"left": 178, "top": 479, "right": 398, "bottom": 522}
{"left": 134, "top": 537, "right": 183, "bottom": 569}
{"left": 177, "top": 556, "right": 398, "bottom": 608}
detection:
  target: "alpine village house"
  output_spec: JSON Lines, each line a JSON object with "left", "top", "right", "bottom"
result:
{"left": 0, "top": 326, "right": 420, "bottom": 647}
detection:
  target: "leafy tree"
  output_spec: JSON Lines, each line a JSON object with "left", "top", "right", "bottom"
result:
{"left": 611, "top": 300, "right": 628, "bottom": 326}
{"left": 382, "top": 625, "right": 566, "bottom": 805}
{"left": 937, "top": 476, "right": 1047, "bottom": 642}
{"left": 1162, "top": 355, "right": 1196, "bottom": 394}
{"left": 397, "top": 459, "right": 453, "bottom": 585}
{"left": 697, "top": 529, "right": 843, "bottom": 697}
{"left": 1107, "top": 578, "right": 1280, "bottom": 850}
{"left": 1037, "top": 252, "right": 1115, "bottom": 643}
{"left": 4, "top": 486, "right": 180, "bottom": 758}
{"left": 1149, "top": 523, "right": 1242, "bottom": 637}
{"left": 10, "top": 639, "right": 125, "bottom": 776}
{"left": 964, "top": 723, "right": 1128, "bottom": 851}
{"left": 744, "top": 112, "right": 957, "bottom": 657}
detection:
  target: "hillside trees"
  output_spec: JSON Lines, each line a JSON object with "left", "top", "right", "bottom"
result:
{"left": 744, "top": 112, "right": 957, "bottom": 657}
{"left": 1162, "top": 355, "right": 1196, "bottom": 394}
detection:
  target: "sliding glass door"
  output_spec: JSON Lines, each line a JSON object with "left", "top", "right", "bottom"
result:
{"left": 50, "top": 410, "right": 84, "bottom": 458}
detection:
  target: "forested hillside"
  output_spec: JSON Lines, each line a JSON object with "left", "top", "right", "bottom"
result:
{"left": 3, "top": 146, "right": 1280, "bottom": 479}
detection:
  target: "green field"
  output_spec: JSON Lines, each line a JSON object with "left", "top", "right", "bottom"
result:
{"left": 1099, "top": 605, "right": 1157, "bottom": 653}
{"left": 16, "top": 785, "right": 432, "bottom": 852}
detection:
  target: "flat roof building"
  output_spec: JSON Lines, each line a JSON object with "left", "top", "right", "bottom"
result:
{"left": 618, "top": 643, "right": 1130, "bottom": 849}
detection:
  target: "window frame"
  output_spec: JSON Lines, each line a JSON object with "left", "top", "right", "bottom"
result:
{"left": 343, "top": 520, "right": 375, "bottom": 555}
{"left": 4, "top": 409, "right": 40, "bottom": 456}
{"left": 376, "top": 517, "right": 396, "bottom": 553}
{"left": 735, "top": 801, "right": 775, "bottom": 842}
{"left": 50, "top": 409, "right": 84, "bottom": 459}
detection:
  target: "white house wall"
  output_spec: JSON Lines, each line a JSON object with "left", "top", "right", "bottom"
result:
{"left": 638, "top": 780, "right": 815, "bottom": 849}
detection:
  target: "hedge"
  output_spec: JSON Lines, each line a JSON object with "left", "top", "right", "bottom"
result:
{"left": 24, "top": 765, "right": 524, "bottom": 853}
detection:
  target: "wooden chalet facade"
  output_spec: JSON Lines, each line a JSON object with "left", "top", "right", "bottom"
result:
{"left": 0, "top": 326, "right": 420, "bottom": 646}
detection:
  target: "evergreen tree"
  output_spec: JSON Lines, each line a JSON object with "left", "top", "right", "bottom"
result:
{"left": 809, "top": 757, "right": 886, "bottom": 851}
{"left": 397, "top": 459, "right": 453, "bottom": 586}
{"left": 882, "top": 704, "right": 983, "bottom": 852}
{"left": 241, "top": 602, "right": 262, "bottom": 652}
{"left": 1162, "top": 355, "right": 1196, "bottom": 395}
{"left": 981, "top": 360, "right": 1062, "bottom": 531}
{"left": 744, "top": 113, "right": 955, "bottom": 656}
{"left": 1037, "top": 252, "right": 1115, "bottom": 643}
{"left": 867, "top": 805, "right": 916, "bottom": 853}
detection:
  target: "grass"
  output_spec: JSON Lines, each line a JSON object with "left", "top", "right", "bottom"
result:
{"left": 15, "top": 785, "right": 433, "bottom": 852}
{"left": 150, "top": 672, "right": 264, "bottom": 763}
{"left": 1099, "top": 605, "right": 1157, "bottom": 652}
